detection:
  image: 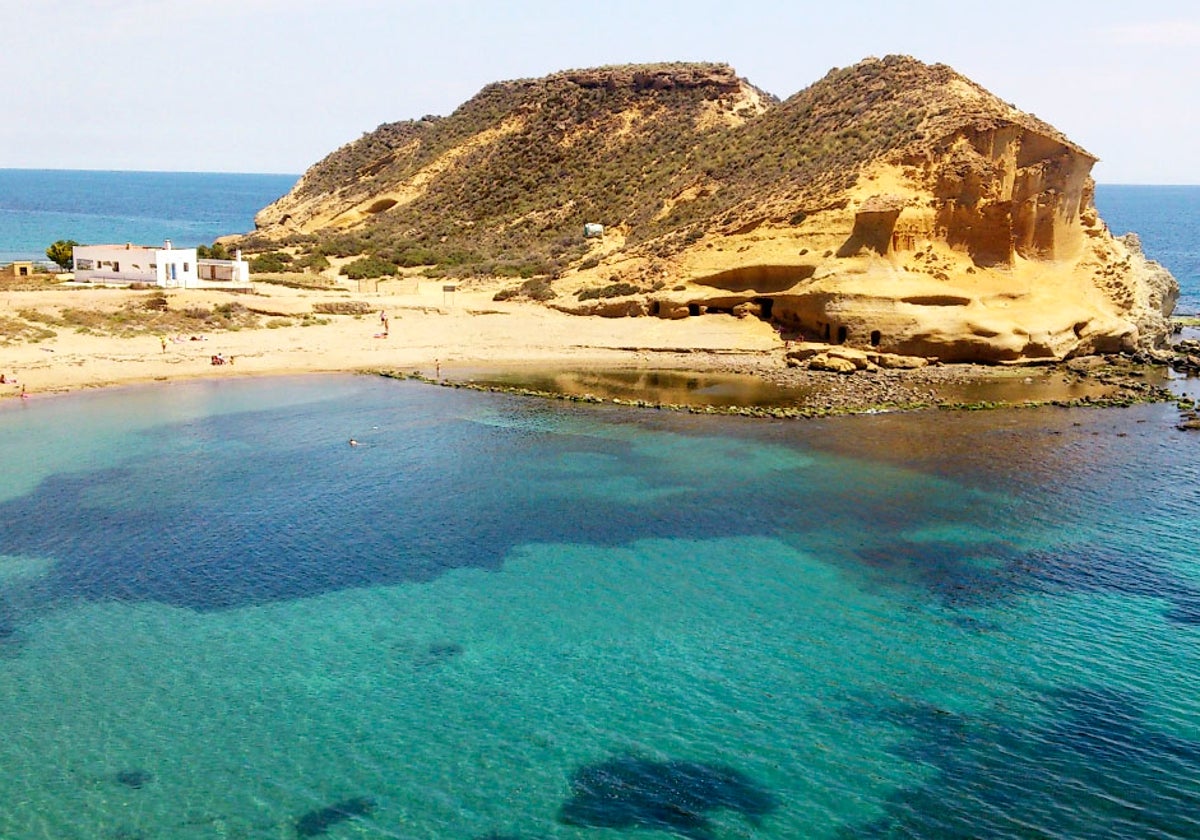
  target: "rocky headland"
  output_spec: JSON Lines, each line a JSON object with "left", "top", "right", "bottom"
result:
{"left": 244, "top": 55, "right": 1179, "bottom": 366}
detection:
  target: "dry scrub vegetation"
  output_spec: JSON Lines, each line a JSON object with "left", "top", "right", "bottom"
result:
{"left": 2, "top": 294, "right": 261, "bottom": 342}
{"left": 243, "top": 56, "right": 1055, "bottom": 290}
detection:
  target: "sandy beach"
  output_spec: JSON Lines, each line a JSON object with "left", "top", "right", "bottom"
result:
{"left": 0, "top": 276, "right": 1176, "bottom": 414}
{"left": 0, "top": 277, "right": 783, "bottom": 397}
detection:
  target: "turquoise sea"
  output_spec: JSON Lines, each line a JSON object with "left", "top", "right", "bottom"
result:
{"left": 0, "top": 174, "right": 1198, "bottom": 838}
{"left": 0, "top": 169, "right": 298, "bottom": 265}
{"left": 2, "top": 376, "right": 1200, "bottom": 839}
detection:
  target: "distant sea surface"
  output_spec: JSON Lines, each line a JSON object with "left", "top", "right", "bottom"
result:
{"left": 1095, "top": 184, "right": 1200, "bottom": 314}
{"left": 0, "top": 169, "right": 297, "bottom": 264}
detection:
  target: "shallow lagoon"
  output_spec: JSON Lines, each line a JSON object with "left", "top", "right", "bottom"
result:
{"left": 1, "top": 376, "right": 1199, "bottom": 838}
{"left": 456, "top": 363, "right": 1154, "bottom": 412}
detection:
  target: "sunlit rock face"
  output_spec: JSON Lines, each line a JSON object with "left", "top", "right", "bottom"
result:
{"left": 248, "top": 55, "right": 1177, "bottom": 364}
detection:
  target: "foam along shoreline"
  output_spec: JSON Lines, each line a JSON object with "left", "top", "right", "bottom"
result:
{"left": 0, "top": 279, "right": 1180, "bottom": 415}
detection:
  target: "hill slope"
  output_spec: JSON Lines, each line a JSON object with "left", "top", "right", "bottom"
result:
{"left": 248, "top": 56, "right": 1177, "bottom": 363}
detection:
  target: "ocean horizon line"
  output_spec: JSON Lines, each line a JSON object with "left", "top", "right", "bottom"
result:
{"left": 0, "top": 166, "right": 300, "bottom": 179}
{"left": 1, "top": 167, "right": 1199, "bottom": 188}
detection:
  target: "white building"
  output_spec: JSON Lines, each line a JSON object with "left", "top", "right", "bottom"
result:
{"left": 72, "top": 241, "right": 250, "bottom": 289}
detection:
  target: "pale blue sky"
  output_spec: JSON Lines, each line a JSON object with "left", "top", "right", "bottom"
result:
{"left": 3, "top": 0, "right": 1198, "bottom": 182}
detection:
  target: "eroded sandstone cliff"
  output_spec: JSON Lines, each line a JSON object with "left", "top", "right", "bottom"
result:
{"left": 247, "top": 56, "right": 1177, "bottom": 363}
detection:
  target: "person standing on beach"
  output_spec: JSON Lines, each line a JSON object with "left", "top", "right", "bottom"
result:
{"left": 160, "top": 336, "right": 167, "bottom": 353}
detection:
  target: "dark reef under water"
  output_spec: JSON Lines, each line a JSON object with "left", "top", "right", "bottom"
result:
{"left": 557, "top": 756, "right": 777, "bottom": 839}
{"left": 1, "top": 399, "right": 1193, "bottom": 633}
{"left": 294, "top": 796, "right": 376, "bottom": 837}
{"left": 113, "top": 769, "right": 153, "bottom": 790}
{"left": 840, "top": 685, "right": 1200, "bottom": 838}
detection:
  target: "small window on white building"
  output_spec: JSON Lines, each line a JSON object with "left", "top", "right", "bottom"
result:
{"left": 112, "top": 261, "right": 120, "bottom": 272}
{"left": 183, "top": 262, "right": 190, "bottom": 272}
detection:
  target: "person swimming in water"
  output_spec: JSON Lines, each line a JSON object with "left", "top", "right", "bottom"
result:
{"left": 349, "top": 438, "right": 359, "bottom": 446}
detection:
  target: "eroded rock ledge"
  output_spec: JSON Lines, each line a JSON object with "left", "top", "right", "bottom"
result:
{"left": 558, "top": 115, "right": 1179, "bottom": 364}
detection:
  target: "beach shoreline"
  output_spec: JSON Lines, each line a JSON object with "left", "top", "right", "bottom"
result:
{"left": 0, "top": 277, "right": 1180, "bottom": 414}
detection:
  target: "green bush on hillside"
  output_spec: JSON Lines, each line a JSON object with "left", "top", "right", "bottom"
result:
{"left": 340, "top": 256, "right": 399, "bottom": 280}
{"left": 493, "top": 277, "right": 555, "bottom": 301}
{"left": 577, "top": 282, "right": 641, "bottom": 300}
{"left": 293, "top": 253, "right": 330, "bottom": 272}
{"left": 249, "top": 251, "right": 294, "bottom": 273}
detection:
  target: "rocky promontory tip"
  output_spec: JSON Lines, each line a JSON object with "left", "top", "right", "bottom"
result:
{"left": 246, "top": 55, "right": 1179, "bottom": 365}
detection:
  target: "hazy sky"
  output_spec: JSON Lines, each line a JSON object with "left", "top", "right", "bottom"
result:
{"left": 3, "top": 0, "right": 1198, "bottom": 183}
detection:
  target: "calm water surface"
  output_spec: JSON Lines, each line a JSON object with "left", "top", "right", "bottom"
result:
{"left": 0, "top": 169, "right": 297, "bottom": 263}
{"left": 1, "top": 376, "right": 1198, "bottom": 838}
{"left": 1094, "top": 184, "right": 1200, "bottom": 314}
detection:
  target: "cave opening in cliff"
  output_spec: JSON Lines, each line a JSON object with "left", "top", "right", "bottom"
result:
{"left": 754, "top": 297, "right": 774, "bottom": 319}
{"left": 649, "top": 301, "right": 660, "bottom": 316}
{"left": 366, "top": 198, "right": 398, "bottom": 214}
{"left": 837, "top": 326, "right": 848, "bottom": 345}
{"left": 870, "top": 330, "right": 881, "bottom": 347}
{"left": 688, "top": 303, "right": 701, "bottom": 317}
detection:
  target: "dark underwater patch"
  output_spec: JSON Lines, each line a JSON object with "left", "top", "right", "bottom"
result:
{"left": 1044, "top": 686, "right": 1200, "bottom": 768}
{"left": 854, "top": 538, "right": 1021, "bottom": 607}
{"left": 105, "top": 828, "right": 146, "bottom": 840}
{"left": 0, "top": 407, "right": 809, "bottom": 613}
{"left": 411, "top": 641, "right": 464, "bottom": 671}
{"left": 841, "top": 686, "right": 1200, "bottom": 838}
{"left": 113, "top": 768, "right": 153, "bottom": 789}
{"left": 295, "top": 796, "right": 376, "bottom": 837}
{"left": 557, "top": 756, "right": 776, "bottom": 839}
{"left": 1015, "top": 542, "right": 1200, "bottom": 626}
{"left": 852, "top": 534, "right": 1200, "bottom": 628}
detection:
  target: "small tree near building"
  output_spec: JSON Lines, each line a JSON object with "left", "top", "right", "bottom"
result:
{"left": 46, "top": 240, "right": 79, "bottom": 271}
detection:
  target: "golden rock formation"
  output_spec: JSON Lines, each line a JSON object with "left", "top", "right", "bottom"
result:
{"left": 249, "top": 56, "right": 1177, "bottom": 364}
